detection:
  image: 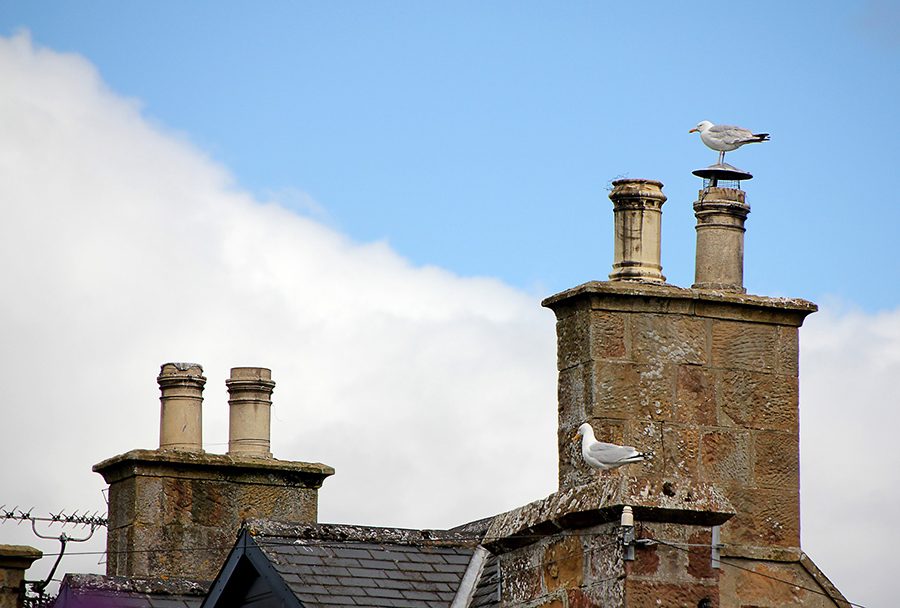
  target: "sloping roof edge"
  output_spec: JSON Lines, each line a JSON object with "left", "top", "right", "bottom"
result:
{"left": 799, "top": 552, "right": 852, "bottom": 607}
{"left": 449, "top": 546, "right": 490, "bottom": 608}
{"left": 201, "top": 529, "right": 301, "bottom": 608}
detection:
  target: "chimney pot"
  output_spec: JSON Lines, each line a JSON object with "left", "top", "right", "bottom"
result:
{"left": 692, "top": 186, "right": 750, "bottom": 292}
{"left": 157, "top": 362, "right": 205, "bottom": 452}
{"left": 608, "top": 178, "right": 666, "bottom": 283}
{"left": 227, "top": 367, "right": 275, "bottom": 458}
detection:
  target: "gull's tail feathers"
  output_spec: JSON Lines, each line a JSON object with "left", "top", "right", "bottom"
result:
{"left": 616, "top": 452, "right": 647, "bottom": 465}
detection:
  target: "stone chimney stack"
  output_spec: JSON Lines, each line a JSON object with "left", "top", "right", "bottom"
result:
{"left": 94, "top": 363, "right": 334, "bottom": 582}
{"left": 0, "top": 545, "right": 41, "bottom": 608}
{"left": 608, "top": 178, "right": 666, "bottom": 283}
{"left": 543, "top": 175, "right": 816, "bottom": 555}
{"left": 227, "top": 367, "right": 274, "bottom": 457}
{"left": 157, "top": 362, "right": 205, "bottom": 452}
{"left": 693, "top": 186, "right": 751, "bottom": 292}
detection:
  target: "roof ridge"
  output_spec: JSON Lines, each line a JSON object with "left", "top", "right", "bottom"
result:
{"left": 243, "top": 520, "right": 481, "bottom": 547}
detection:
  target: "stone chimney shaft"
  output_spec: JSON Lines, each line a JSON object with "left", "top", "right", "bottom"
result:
{"left": 608, "top": 179, "right": 666, "bottom": 283}
{"left": 693, "top": 186, "right": 750, "bottom": 292}
{"left": 227, "top": 367, "right": 275, "bottom": 457}
{"left": 157, "top": 362, "right": 205, "bottom": 452}
{"left": 95, "top": 363, "right": 333, "bottom": 581}
{"left": 0, "top": 545, "right": 42, "bottom": 608}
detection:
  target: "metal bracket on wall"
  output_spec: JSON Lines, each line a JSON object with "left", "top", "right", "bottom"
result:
{"left": 711, "top": 526, "right": 722, "bottom": 569}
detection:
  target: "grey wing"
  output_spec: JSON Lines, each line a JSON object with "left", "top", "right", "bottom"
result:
{"left": 588, "top": 441, "right": 640, "bottom": 463}
{"left": 709, "top": 124, "right": 754, "bottom": 145}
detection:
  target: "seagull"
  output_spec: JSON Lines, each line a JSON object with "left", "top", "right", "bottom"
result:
{"left": 573, "top": 423, "right": 646, "bottom": 472}
{"left": 689, "top": 120, "right": 770, "bottom": 164}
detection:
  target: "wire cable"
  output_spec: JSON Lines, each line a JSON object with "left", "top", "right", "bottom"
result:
{"left": 18, "top": 519, "right": 865, "bottom": 608}
{"left": 648, "top": 537, "right": 864, "bottom": 608}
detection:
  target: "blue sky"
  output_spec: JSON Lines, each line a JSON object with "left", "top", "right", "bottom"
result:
{"left": 0, "top": 3, "right": 898, "bottom": 607}
{"left": 4, "top": 1, "right": 898, "bottom": 308}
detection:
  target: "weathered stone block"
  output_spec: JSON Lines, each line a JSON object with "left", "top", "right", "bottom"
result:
{"left": 586, "top": 526, "right": 623, "bottom": 581}
{"left": 719, "top": 560, "right": 830, "bottom": 607}
{"left": 558, "top": 365, "right": 589, "bottom": 428}
{"left": 717, "top": 370, "right": 798, "bottom": 431}
{"left": 191, "top": 481, "right": 227, "bottom": 526}
{"left": 133, "top": 476, "right": 163, "bottom": 526}
{"left": 557, "top": 309, "right": 592, "bottom": 371}
{"left": 567, "top": 586, "right": 619, "bottom": 608}
{"left": 589, "top": 311, "right": 627, "bottom": 361}
{"left": 591, "top": 418, "right": 628, "bottom": 447}
{"left": 630, "top": 420, "right": 663, "bottom": 478}
{"left": 753, "top": 430, "right": 799, "bottom": 490}
{"left": 625, "top": 579, "right": 719, "bottom": 608}
{"left": 149, "top": 523, "right": 213, "bottom": 577}
{"left": 699, "top": 430, "right": 752, "bottom": 485}
{"left": 589, "top": 362, "right": 640, "bottom": 419}
{"left": 591, "top": 361, "right": 675, "bottom": 421}
{"left": 501, "top": 549, "right": 542, "bottom": 605}
{"left": 558, "top": 417, "right": 598, "bottom": 489}
{"left": 629, "top": 542, "right": 660, "bottom": 577}
{"left": 711, "top": 320, "right": 779, "bottom": 372}
{"left": 106, "top": 477, "right": 136, "bottom": 530}
{"left": 543, "top": 534, "right": 585, "bottom": 592}
{"left": 629, "top": 522, "right": 697, "bottom": 583}
{"left": 673, "top": 365, "right": 717, "bottom": 426}
{"left": 662, "top": 424, "right": 700, "bottom": 479}
{"left": 162, "top": 477, "right": 194, "bottom": 525}
{"left": 777, "top": 325, "right": 800, "bottom": 377}
{"left": 630, "top": 314, "right": 708, "bottom": 366}
{"left": 720, "top": 487, "right": 799, "bottom": 548}
{"left": 686, "top": 529, "right": 715, "bottom": 581}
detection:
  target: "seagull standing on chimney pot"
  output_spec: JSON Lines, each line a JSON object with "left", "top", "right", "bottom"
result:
{"left": 689, "top": 120, "right": 770, "bottom": 164}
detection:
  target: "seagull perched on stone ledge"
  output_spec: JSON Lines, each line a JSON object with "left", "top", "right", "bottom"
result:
{"left": 689, "top": 120, "right": 770, "bottom": 164}
{"left": 573, "top": 423, "right": 647, "bottom": 472}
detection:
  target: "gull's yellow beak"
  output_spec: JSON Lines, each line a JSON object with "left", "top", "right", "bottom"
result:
{"left": 689, "top": 128, "right": 699, "bottom": 133}
{"left": 571, "top": 430, "right": 580, "bottom": 442}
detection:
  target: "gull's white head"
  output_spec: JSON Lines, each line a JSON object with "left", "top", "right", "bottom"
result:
{"left": 689, "top": 120, "right": 713, "bottom": 134}
{"left": 573, "top": 423, "right": 595, "bottom": 442}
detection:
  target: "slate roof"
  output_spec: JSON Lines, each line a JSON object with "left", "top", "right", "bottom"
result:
{"left": 205, "top": 520, "right": 497, "bottom": 608}
{"left": 52, "top": 574, "right": 208, "bottom": 608}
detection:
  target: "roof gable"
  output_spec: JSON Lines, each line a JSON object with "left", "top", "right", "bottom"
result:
{"left": 202, "top": 530, "right": 301, "bottom": 608}
{"left": 205, "top": 522, "right": 482, "bottom": 608}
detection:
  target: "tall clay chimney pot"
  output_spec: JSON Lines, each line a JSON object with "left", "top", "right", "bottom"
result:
{"left": 157, "top": 362, "right": 205, "bottom": 452}
{"left": 693, "top": 186, "right": 750, "bottom": 292}
{"left": 608, "top": 178, "right": 666, "bottom": 283}
{"left": 227, "top": 367, "right": 275, "bottom": 458}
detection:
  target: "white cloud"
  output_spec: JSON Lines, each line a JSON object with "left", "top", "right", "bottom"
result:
{"left": 800, "top": 305, "right": 900, "bottom": 608}
{"left": 0, "top": 31, "right": 558, "bottom": 585}
{"left": 0, "top": 31, "right": 895, "bottom": 608}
